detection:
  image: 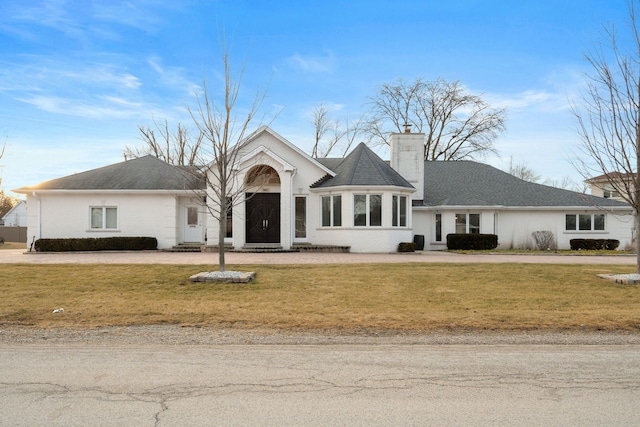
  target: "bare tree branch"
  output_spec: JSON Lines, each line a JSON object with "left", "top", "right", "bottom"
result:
{"left": 124, "top": 118, "right": 203, "bottom": 166}
{"left": 187, "top": 46, "right": 269, "bottom": 271}
{"left": 571, "top": 0, "right": 640, "bottom": 271}
{"left": 365, "top": 77, "right": 506, "bottom": 160}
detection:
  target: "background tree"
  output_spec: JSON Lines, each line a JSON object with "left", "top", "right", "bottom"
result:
{"left": 571, "top": 0, "right": 640, "bottom": 270}
{"left": 0, "top": 189, "right": 19, "bottom": 218}
{"left": 507, "top": 156, "right": 542, "bottom": 183}
{"left": 365, "top": 77, "right": 506, "bottom": 160}
{"left": 310, "top": 104, "right": 365, "bottom": 158}
{"left": 0, "top": 139, "right": 19, "bottom": 220}
{"left": 124, "top": 119, "right": 203, "bottom": 166}
{"left": 188, "top": 49, "right": 269, "bottom": 272}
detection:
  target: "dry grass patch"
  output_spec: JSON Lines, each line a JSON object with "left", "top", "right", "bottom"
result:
{"left": 0, "top": 242, "right": 26, "bottom": 250}
{"left": 1, "top": 263, "right": 639, "bottom": 331}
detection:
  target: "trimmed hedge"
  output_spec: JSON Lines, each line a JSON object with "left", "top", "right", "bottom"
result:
{"left": 446, "top": 233, "right": 498, "bottom": 250}
{"left": 569, "top": 238, "right": 620, "bottom": 251}
{"left": 397, "top": 242, "right": 416, "bottom": 252}
{"left": 34, "top": 237, "right": 158, "bottom": 252}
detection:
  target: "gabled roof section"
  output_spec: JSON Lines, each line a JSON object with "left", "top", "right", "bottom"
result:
{"left": 422, "top": 161, "right": 630, "bottom": 207}
{"left": 16, "top": 155, "right": 204, "bottom": 192}
{"left": 1, "top": 200, "right": 25, "bottom": 220}
{"left": 312, "top": 142, "right": 414, "bottom": 189}
{"left": 586, "top": 171, "right": 636, "bottom": 183}
{"left": 244, "top": 126, "right": 335, "bottom": 176}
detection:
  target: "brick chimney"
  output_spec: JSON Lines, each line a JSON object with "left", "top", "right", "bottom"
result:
{"left": 390, "top": 129, "right": 425, "bottom": 201}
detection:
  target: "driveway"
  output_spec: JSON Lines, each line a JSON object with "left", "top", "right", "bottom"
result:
{"left": 0, "top": 248, "right": 637, "bottom": 265}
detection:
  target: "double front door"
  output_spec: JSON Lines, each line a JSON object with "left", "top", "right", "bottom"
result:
{"left": 246, "top": 193, "right": 280, "bottom": 244}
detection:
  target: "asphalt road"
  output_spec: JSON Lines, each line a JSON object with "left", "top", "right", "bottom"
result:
{"left": 2, "top": 344, "right": 639, "bottom": 426}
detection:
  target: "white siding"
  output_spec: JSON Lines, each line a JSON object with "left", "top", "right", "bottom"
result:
{"left": 26, "top": 192, "right": 182, "bottom": 249}
{"left": 415, "top": 207, "right": 634, "bottom": 251}
{"left": 311, "top": 189, "right": 414, "bottom": 253}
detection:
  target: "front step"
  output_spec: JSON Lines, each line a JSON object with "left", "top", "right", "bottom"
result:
{"left": 164, "top": 244, "right": 202, "bottom": 253}
{"left": 294, "top": 244, "right": 351, "bottom": 253}
{"left": 237, "top": 244, "right": 291, "bottom": 253}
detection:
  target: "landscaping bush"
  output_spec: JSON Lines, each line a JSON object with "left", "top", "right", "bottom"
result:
{"left": 531, "top": 230, "right": 555, "bottom": 251}
{"left": 446, "top": 233, "right": 498, "bottom": 250}
{"left": 397, "top": 242, "right": 416, "bottom": 252}
{"left": 569, "top": 238, "right": 620, "bottom": 251}
{"left": 34, "top": 237, "right": 158, "bottom": 252}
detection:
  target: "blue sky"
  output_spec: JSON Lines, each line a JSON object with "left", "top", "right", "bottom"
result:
{"left": 0, "top": 0, "right": 632, "bottom": 196}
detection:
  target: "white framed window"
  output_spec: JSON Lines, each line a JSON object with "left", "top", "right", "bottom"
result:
{"left": 392, "top": 195, "right": 408, "bottom": 227}
{"left": 295, "top": 196, "right": 307, "bottom": 238}
{"left": 90, "top": 206, "right": 117, "bottom": 230}
{"left": 435, "top": 213, "right": 442, "bottom": 241}
{"left": 321, "top": 195, "right": 342, "bottom": 227}
{"left": 565, "top": 213, "right": 605, "bottom": 231}
{"left": 354, "top": 194, "right": 382, "bottom": 227}
{"left": 455, "top": 213, "right": 480, "bottom": 234}
{"left": 225, "top": 197, "right": 233, "bottom": 238}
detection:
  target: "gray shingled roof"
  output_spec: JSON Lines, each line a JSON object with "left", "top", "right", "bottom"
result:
{"left": 18, "top": 155, "right": 204, "bottom": 191}
{"left": 313, "top": 143, "right": 414, "bottom": 189}
{"left": 423, "top": 160, "right": 630, "bottom": 207}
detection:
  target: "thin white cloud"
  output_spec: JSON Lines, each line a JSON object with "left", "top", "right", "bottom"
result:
{"left": 1, "top": 0, "right": 184, "bottom": 44}
{"left": 285, "top": 51, "right": 337, "bottom": 73}
{"left": 486, "top": 89, "right": 571, "bottom": 113}
{"left": 147, "top": 56, "right": 198, "bottom": 96}
{"left": 18, "top": 95, "right": 142, "bottom": 119}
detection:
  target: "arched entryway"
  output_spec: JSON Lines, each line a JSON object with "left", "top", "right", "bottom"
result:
{"left": 245, "top": 165, "right": 281, "bottom": 244}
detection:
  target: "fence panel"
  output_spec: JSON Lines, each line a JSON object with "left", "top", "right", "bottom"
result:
{"left": 0, "top": 227, "right": 28, "bottom": 242}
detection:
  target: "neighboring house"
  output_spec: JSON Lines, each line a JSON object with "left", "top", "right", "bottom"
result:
{"left": 14, "top": 126, "right": 634, "bottom": 252}
{"left": 586, "top": 172, "right": 635, "bottom": 202}
{"left": 1, "top": 200, "right": 27, "bottom": 226}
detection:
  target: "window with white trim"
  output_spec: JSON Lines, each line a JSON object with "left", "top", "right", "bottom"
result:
{"left": 455, "top": 213, "right": 480, "bottom": 234}
{"left": 435, "top": 213, "right": 442, "bottom": 241}
{"left": 91, "top": 207, "right": 117, "bottom": 230}
{"left": 295, "top": 196, "right": 307, "bottom": 238}
{"left": 321, "top": 195, "right": 342, "bottom": 227}
{"left": 565, "top": 213, "right": 605, "bottom": 231}
{"left": 354, "top": 194, "right": 382, "bottom": 227}
{"left": 225, "top": 197, "right": 233, "bottom": 238}
{"left": 392, "top": 195, "right": 408, "bottom": 227}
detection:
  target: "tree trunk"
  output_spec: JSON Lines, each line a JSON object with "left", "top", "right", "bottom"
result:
{"left": 636, "top": 212, "right": 640, "bottom": 274}
{"left": 218, "top": 195, "right": 227, "bottom": 272}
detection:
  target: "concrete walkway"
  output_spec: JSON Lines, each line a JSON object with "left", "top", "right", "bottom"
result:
{"left": 0, "top": 248, "right": 636, "bottom": 265}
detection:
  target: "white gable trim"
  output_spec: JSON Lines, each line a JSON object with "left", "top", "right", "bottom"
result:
{"left": 244, "top": 126, "right": 336, "bottom": 176}
{"left": 235, "top": 145, "right": 296, "bottom": 172}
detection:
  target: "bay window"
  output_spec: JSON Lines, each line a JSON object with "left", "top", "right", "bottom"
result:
{"left": 321, "top": 195, "right": 342, "bottom": 227}
{"left": 392, "top": 195, "right": 407, "bottom": 227}
{"left": 354, "top": 194, "right": 382, "bottom": 227}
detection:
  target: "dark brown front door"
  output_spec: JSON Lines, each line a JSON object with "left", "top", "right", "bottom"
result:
{"left": 246, "top": 193, "right": 280, "bottom": 243}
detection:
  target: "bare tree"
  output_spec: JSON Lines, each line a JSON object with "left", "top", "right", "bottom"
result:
{"left": 188, "top": 49, "right": 268, "bottom": 272}
{"left": 571, "top": 0, "right": 640, "bottom": 270}
{"left": 310, "top": 104, "right": 366, "bottom": 158}
{"left": 542, "top": 176, "right": 587, "bottom": 193}
{"left": 0, "top": 136, "right": 6, "bottom": 188}
{"left": 508, "top": 157, "right": 542, "bottom": 183}
{"left": 365, "top": 78, "right": 506, "bottom": 160}
{"left": 311, "top": 104, "right": 330, "bottom": 158}
{"left": 124, "top": 119, "right": 203, "bottom": 166}
{"left": 0, "top": 189, "right": 19, "bottom": 218}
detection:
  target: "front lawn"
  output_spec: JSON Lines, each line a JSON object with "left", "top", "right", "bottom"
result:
{"left": 1, "top": 263, "right": 638, "bottom": 331}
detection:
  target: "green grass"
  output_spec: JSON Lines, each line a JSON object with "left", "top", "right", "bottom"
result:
{"left": 1, "top": 263, "right": 639, "bottom": 331}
